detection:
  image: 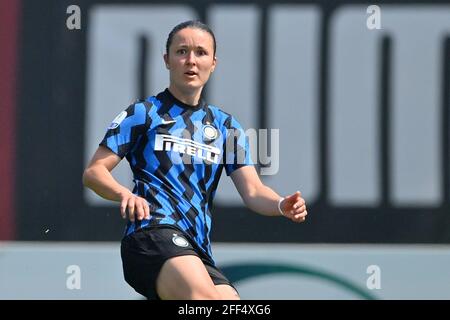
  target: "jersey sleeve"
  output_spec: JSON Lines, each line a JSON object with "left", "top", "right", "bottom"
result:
{"left": 99, "top": 101, "right": 153, "bottom": 159}
{"left": 223, "top": 115, "right": 254, "bottom": 176}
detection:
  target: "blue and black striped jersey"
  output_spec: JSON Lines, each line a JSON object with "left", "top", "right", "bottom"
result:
{"left": 100, "top": 89, "right": 253, "bottom": 260}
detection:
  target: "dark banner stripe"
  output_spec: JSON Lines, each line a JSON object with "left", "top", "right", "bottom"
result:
{"left": 15, "top": 0, "right": 450, "bottom": 242}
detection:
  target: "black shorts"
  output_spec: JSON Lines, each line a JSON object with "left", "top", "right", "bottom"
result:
{"left": 120, "top": 224, "right": 235, "bottom": 299}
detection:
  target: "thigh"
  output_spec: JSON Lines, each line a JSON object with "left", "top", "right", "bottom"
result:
{"left": 215, "top": 284, "right": 240, "bottom": 300}
{"left": 204, "top": 263, "right": 239, "bottom": 299}
{"left": 121, "top": 226, "right": 200, "bottom": 299}
{"left": 156, "top": 255, "right": 221, "bottom": 300}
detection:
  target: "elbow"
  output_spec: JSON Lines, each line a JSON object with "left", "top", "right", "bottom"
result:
{"left": 82, "top": 167, "right": 93, "bottom": 188}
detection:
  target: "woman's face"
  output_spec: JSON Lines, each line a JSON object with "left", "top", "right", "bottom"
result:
{"left": 164, "top": 27, "right": 216, "bottom": 96}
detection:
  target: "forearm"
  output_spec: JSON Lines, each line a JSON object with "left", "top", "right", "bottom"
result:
{"left": 82, "top": 165, "right": 131, "bottom": 202}
{"left": 244, "top": 184, "right": 282, "bottom": 217}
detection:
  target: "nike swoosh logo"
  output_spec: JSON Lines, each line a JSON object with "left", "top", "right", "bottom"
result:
{"left": 161, "top": 119, "right": 176, "bottom": 125}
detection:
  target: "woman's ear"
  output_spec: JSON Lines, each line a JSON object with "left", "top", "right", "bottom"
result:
{"left": 163, "top": 54, "right": 170, "bottom": 69}
{"left": 211, "top": 56, "right": 217, "bottom": 73}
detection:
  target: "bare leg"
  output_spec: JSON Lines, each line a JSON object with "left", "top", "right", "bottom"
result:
{"left": 216, "top": 284, "right": 240, "bottom": 300}
{"left": 156, "top": 255, "right": 221, "bottom": 300}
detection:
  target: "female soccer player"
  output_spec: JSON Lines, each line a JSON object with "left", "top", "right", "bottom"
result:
{"left": 83, "top": 20, "right": 308, "bottom": 300}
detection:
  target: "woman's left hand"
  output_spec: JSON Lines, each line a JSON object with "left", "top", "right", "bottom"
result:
{"left": 281, "top": 191, "right": 307, "bottom": 223}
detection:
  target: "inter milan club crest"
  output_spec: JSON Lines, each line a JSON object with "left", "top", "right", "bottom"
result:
{"left": 172, "top": 233, "right": 189, "bottom": 247}
{"left": 202, "top": 124, "right": 218, "bottom": 142}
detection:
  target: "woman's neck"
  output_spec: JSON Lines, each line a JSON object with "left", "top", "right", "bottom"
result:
{"left": 168, "top": 85, "right": 202, "bottom": 106}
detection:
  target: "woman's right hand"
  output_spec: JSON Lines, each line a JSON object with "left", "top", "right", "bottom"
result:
{"left": 120, "top": 191, "right": 151, "bottom": 222}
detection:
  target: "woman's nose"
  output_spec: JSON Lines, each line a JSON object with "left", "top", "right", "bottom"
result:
{"left": 186, "top": 51, "right": 196, "bottom": 65}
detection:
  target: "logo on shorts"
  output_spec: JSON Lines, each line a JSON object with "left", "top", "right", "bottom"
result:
{"left": 172, "top": 233, "right": 189, "bottom": 247}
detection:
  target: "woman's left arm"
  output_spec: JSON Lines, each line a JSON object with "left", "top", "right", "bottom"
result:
{"left": 230, "top": 166, "right": 308, "bottom": 223}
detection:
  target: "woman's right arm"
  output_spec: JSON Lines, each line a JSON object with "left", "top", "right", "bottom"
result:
{"left": 82, "top": 145, "right": 150, "bottom": 221}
